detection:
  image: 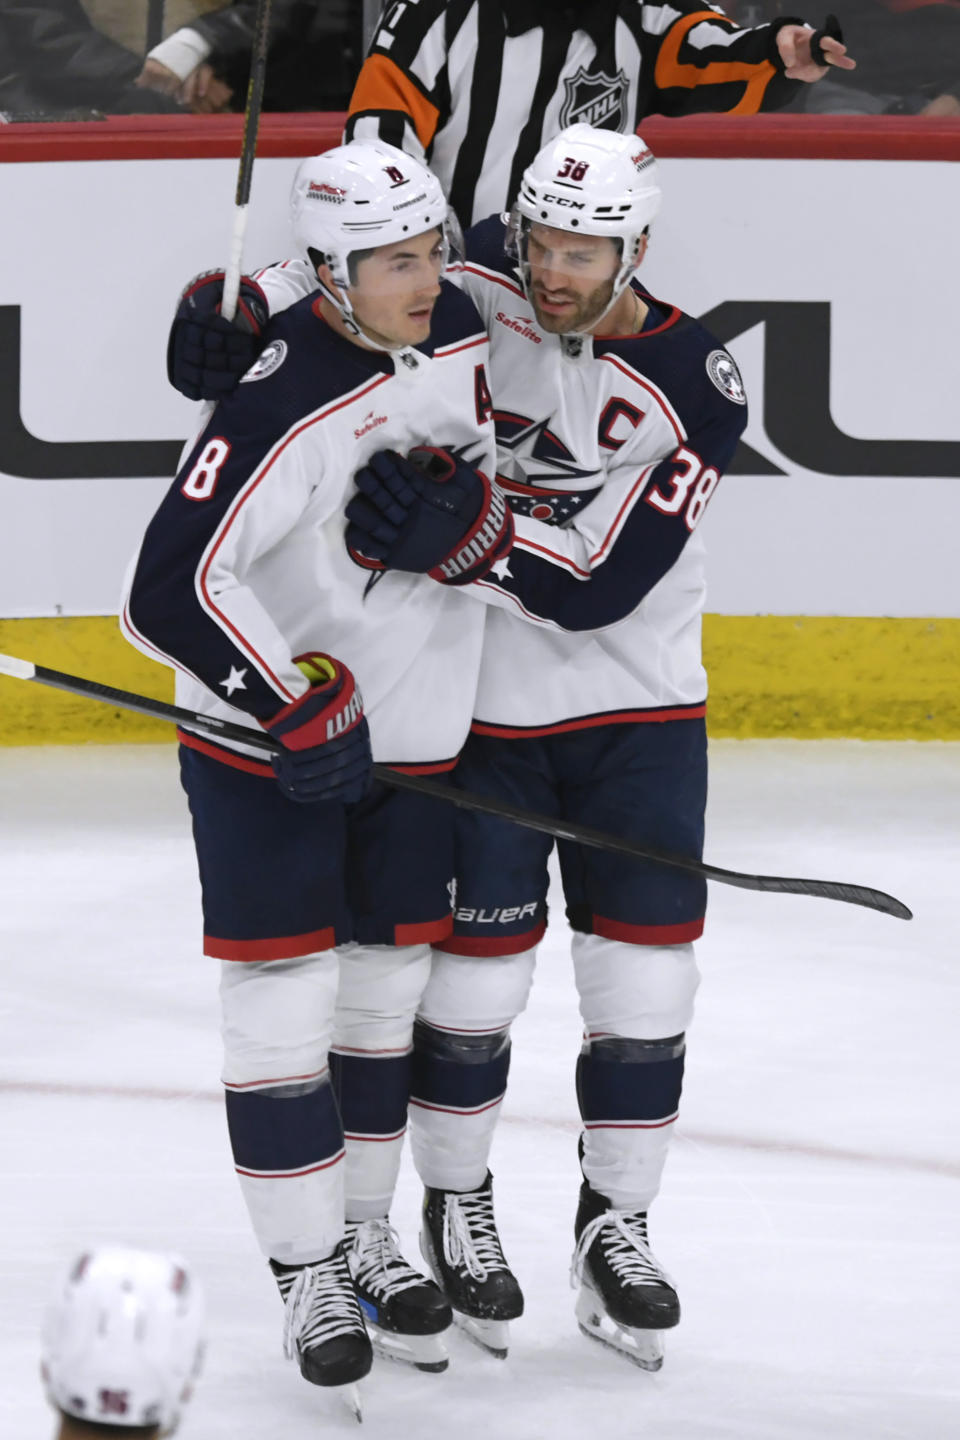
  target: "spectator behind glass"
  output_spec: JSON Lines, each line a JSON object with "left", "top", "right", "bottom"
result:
{"left": 736, "top": 0, "right": 960, "bottom": 114}
{"left": 0, "top": 0, "right": 185, "bottom": 117}
{"left": 136, "top": 0, "right": 360, "bottom": 113}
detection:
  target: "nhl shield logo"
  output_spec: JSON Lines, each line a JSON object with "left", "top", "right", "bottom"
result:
{"left": 559, "top": 66, "right": 629, "bottom": 131}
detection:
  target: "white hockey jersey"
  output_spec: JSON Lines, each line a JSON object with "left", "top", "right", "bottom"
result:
{"left": 237, "top": 232, "right": 748, "bottom": 735}
{"left": 453, "top": 216, "right": 748, "bottom": 735}
{"left": 121, "top": 282, "right": 496, "bottom": 768}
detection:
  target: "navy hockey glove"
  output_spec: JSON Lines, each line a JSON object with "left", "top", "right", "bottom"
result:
{"left": 167, "top": 270, "right": 268, "bottom": 401}
{"left": 345, "top": 447, "right": 514, "bottom": 586}
{"left": 264, "top": 653, "right": 372, "bottom": 805}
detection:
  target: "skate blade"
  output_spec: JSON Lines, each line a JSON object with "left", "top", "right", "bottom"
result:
{"left": 452, "top": 1311, "right": 511, "bottom": 1360}
{"left": 367, "top": 1323, "right": 449, "bottom": 1373}
{"left": 575, "top": 1288, "right": 664, "bottom": 1372}
{"left": 339, "top": 1383, "right": 363, "bottom": 1423}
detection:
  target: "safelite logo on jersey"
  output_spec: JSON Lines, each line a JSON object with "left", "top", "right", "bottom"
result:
{"left": 495, "top": 312, "right": 542, "bottom": 344}
{"left": 354, "top": 411, "right": 388, "bottom": 439}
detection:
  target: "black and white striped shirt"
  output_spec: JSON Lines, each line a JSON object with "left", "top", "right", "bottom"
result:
{"left": 345, "top": 0, "right": 802, "bottom": 224}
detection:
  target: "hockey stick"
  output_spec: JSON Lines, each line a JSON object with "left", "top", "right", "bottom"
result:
{"left": 220, "top": 0, "right": 273, "bottom": 322}
{"left": 0, "top": 652, "right": 912, "bottom": 920}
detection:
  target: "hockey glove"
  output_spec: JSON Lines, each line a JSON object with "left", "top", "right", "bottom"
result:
{"left": 167, "top": 270, "right": 268, "bottom": 401}
{"left": 264, "top": 653, "right": 372, "bottom": 805}
{"left": 345, "top": 447, "right": 514, "bottom": 586}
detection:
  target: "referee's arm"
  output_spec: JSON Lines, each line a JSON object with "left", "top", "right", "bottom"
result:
{"left": 637, "top": 2, "right": 809, "bottom": 117}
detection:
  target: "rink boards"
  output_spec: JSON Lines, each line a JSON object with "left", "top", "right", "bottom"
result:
{"left": 0, "top": 115, "right": 957, "bottom": 740}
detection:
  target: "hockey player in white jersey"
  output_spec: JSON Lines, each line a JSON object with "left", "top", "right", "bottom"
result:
{"left": 41, "top": 1246, "right": 204, "bottom": 1437}
{"left": 344, "top": 125, "right": 747, "bottom": 1371}
{"left": 122, "top": 140, "right": 515, "bottom": 1393}
{"left": 162, "top": 127, "right": 747, "bottom": 1371}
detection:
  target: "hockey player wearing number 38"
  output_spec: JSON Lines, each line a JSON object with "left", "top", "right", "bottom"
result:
{"left": 346, "top": 125, "right": 749, "bottom": 1372}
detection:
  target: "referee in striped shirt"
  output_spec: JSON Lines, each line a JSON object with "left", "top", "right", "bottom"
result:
{"left": 345, "top": 1, "right": 855, "bottom": 224}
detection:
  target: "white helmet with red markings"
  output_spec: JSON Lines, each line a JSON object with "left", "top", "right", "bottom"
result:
{"left": 41, "top": 1247, "right": 205, "bottom": 1435}
{"left": 290, "top": 140, "right": 462, "bottom": 343}
{"left": 508, "top": 123, "right": 662, "bottom": 322}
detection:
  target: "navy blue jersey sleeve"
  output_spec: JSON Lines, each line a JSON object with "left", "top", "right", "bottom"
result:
{"left": 124, "top": 302, "right": 371, "bottom": 717}
{"left": 473, "top": 333, "right": 748, "bottom": 632}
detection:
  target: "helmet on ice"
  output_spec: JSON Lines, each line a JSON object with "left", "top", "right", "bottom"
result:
{"left": 290, "top": 140, "right": 461, "bottom": 346}
{"left": 508, "top": 123, "right": 662, "bottom": 327}
{"left": 40, "top": 1247, "right": 205, "bottom": 1436}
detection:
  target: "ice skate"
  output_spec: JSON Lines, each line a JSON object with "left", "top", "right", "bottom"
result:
{"left": 345, "top": 1218, "right": 452, "bottom": 1372}
{"left": 571, "top": 1181, "right": 679, "bottom": 1372}
{"left": 271, "top": 1245, "right": 372, "bottom": 1418}
{"left": 420, "top": 1171, "right": 524, "bottom": 1358}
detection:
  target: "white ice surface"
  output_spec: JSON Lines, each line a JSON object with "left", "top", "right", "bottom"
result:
{"left": 1, "top": 741, "right": 957, "bottom": 1439}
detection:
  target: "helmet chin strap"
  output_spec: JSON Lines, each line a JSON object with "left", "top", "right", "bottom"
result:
{"left": 316, "top": 272, "right": 421, "bottom": 364}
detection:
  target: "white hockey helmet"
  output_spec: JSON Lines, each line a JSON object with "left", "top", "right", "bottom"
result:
{"left": 40, "top": 1247, "right": 205, "bottom": 1436}
{"left": 508, "top": 124, "right": 662, "bottom": 325}
{"left": 290, "top": 140, "right": 460, "bottom": 345}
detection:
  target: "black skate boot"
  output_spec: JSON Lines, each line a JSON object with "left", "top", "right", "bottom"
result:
{"left": 270, "top": 1244, "right": 372, "bottom": 1406}
{"left": 345, "top": 1218, "right": 452, "bottom": 1373}
{"left": 571, "top": 1181, "right": 679, "bottom": 1372}
{"left": 420, "top": 1170, "right": 524, "bottom": 1358}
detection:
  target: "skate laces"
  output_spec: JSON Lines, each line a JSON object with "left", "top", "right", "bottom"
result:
{"left": 280, "top": 1254, "right": 362, "bottom": 1360}
{"left": 442, "top": 1190, "right": 507, "bottom": 1281}
{"left": 571, "top": 1209, "right": 673, "bottom": 1292}
{"left": 347, "top": 1219, "right": 426, "bottom": 1300}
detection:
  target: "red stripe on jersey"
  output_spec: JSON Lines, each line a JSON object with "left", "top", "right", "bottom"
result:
{"left": 592, "top": 916, "right": 705, "bottom": 944}
{"left": 590, "top": 465, "right": 656, "bottom": 567}
{"left": 460, "top": 263, "right": 525, "bottom": 300}
{"left": 598, "top": 354, "right": 685, "bottom": 445}
{"left": 197, "top": 372, "right": 392, "bottom": 700}
{"left": 177, "top": 727, "right": 274, "bottom": 776}
{"left": 433, "top": 334, "right": 488, "bottom": 358}
{"left": 206, "top": 927, "right": 337, "bottom": 961}
{"left": 513, "top": 535, "right": 591, "bottom": 578}
{"left": 470, "top": 705, "right": 706, "bottom": 739}
{"left": 436, "top": 922, "right": 546, "bottom": 957}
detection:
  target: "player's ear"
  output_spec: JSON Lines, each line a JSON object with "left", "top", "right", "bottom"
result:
{"left": 316, "top": 261, "right": 345, "bottom": 303}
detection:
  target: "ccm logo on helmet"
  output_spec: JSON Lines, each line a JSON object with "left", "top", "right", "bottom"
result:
{"left": 542, "top": 194, "right": 586, "bottom": 208}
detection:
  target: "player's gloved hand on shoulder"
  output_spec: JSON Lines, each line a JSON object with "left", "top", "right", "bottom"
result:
{"left": 263, "top": 653, "right": 372, "bottom": 805}
{"left": 167, "top": 270, "right": 268, "bottom": 401}
{"left": 345, "top": 447, "right": 514, "bottom": 586}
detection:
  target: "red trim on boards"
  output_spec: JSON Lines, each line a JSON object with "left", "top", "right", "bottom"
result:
{"left": 1, "top": 113, "right": 958, "bottom": 165}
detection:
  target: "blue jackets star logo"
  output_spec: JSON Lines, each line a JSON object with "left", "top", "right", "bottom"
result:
{"left": 219, "top": 666, "right": 247, "bottom": 696}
